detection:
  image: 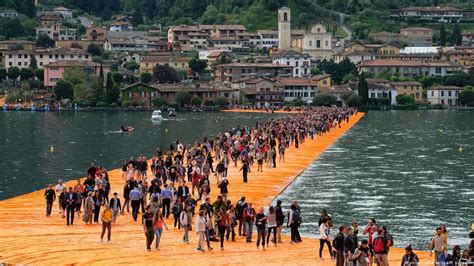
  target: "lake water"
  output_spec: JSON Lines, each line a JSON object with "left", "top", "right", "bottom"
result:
{"left": 276, "top": 110, "right": 474, "bottom": 250}
{"left": 0, "top": 111, "right": 276, "bottom": 199}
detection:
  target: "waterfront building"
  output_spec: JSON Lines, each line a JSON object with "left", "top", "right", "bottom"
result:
{"left": 278, "top": 77, "right": 317, "bottom": 103}
{"left": 214, "top": 63, "right": 293, "bottom": 83}
{"left": 427, "top": 86, "right": 463, "bottom": 106}
{"left": 3, "top": 47, "right": 91, "bottom": 69}
{"left": 44, "top": 60, "right": 110, "bottom": 87}
{"left": 391, "top": 81, "right": 424, "bottom": 102}
{"left": 236, "top": 77, "right": 285, "bottom": 107}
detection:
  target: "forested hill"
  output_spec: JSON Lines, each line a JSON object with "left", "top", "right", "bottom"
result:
{"left": 2, "top": 0, "right": 474, "bottom": 36}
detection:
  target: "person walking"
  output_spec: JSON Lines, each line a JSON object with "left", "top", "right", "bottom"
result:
{"left": 236, "top": 196, "right": 248, "bottom": 236}
{"left": 275, "top": 200, "right": 284, "bottom": 243}
{"left": 100, "top": 203, "right": 113, "bottom": 243}
{"left": 319, "top": 216, "right": 333, "bottom": 261}
{"left": 226, "top": 205, "right": 236, "bottom": 242}
{"left": 153, "top": 209, "right": 168, "bottom": 250}
{"left": 344, "top": 228, "right": 356, "bottom": 266}
{"left": 180, "top": 206, "right": 191, "bottom": 244}
{"left": 239, "top": 160, "right": 250, "bottom": 183}
{"left": 129, "top": 186, "right": 142, "bottom": 222}
{"left": 122, "top": 181, "right": 132, "bottom": 214}
{"left": 255, "top": 207, "right": 267, "bottom": 250}
{"left": 73, "top": 179, "right": 84, "bottom": 218}
{"left": 142, "top": 205, "right": 155, "bottom": 252}
{"left": 83, "top": 192, "right": 94, "bottom": 224}
{"left": 109, "top": 192, "right": 122, "bottom": 224}
{"left": 216, "top": 207, "right": 230, "bottom": 250}
{"left": 160, "top": 183, "right": 172, "bottom": 219}
{"left": 58, "top": 188, "right": 67, "bottom": 218}
{"left": 431, "top": 227, "right": 447, "bottom": 264}
{"left": 44, "top": 184, "right": 56, "bottom": 217}
{"left": 243, "top": 202, "right": 256, "bottom": 243}
{"left": 55, "top": 180, "right": 66, "bottom": 213}
{"left": 92, "top": 190, "right": 102, "bottom": 224}
{"left": 266, "top": 206, "right": 277, "bottom": 247}
{"left": 196, "top": 210, "right": 207, "bottom": 252}
{"left": 65, "top": 187, "right": 78, "bottom": 226}
{"left": 172, "top": 199, "right": 183, "bottom": 229}
{"left": 333, "top": 226, "right": 346, "bottom": 266}
{"left": 288, "top": 204, "right": 301, "bottom": 243}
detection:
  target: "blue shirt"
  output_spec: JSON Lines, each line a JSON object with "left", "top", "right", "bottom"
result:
{"left": 129, "top": 189, "right": 142, "bottom": 200}
{"left": 160, "top": 188, "right": 172, "bottom": 199}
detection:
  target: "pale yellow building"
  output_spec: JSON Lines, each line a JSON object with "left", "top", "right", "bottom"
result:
{"left": 391, "top": 81, "right": 424, "bottom": 102}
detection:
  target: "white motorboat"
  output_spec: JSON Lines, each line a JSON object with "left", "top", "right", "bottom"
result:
{"left": 151, "top": 110, "right": 163, "bottom": 120}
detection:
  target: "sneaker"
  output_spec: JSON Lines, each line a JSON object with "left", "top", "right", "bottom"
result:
{"left": 208, "top": 247, "right": 213, "bottom": 251}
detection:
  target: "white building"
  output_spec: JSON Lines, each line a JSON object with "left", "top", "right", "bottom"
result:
{"left": 278, "top": 7, "right": 291, "bottom": 50}
{"left": 278, "top": 77, "right": 317, "bottom": 103}
{"left": 52, "top": 6, "right": 73, "bottom": 20}
{"left": 3, "top": 48, "right": 91, "bottom": 69}
{"left": 257, "top": 30, "right": 278, "bottom": 49}
{"left": 36, "top": 24, "right": 76, "bottom": 41}
{"left": 302, "top": 24, "right": 333, "bottom": 60}
{"left": 273, "top": 50, "right": 311, "bottom": 77}
{"left": 0, "top": 9, "right": 18, "bottom": 18}
{"left": 427, "top": 86, "right": 462, "bottom": 106}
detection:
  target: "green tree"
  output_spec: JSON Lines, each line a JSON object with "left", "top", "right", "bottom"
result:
{"left": 311, "top": 68, "right": 323, "bottom": 75}
{"left": 452, "top": 23, "right": 462, "bottom": 46}
{"left": 200, "top": 5, "right": 219, "bottom": 24}
{"left": 91, "top": 77, "right": 105, "bottom": 105}
{"left": 152, "top": 97, "right": 168, "bottom": 107}
{"left": 0, "top": 68, "right": 7, "bottom": 81}
{"left": 396, "top": 94, "right": 416, "bottom": 105}
{"left": 191, "top": 95, "right": 202, "bottom": 106}
{"left": 290, "top": 97, "right": 305, "bottom": 106}
{"left": 29, "top": 55, "right": 38, "bottom": 69}
{"left": 36, "top": 33, "right": 55, "bottom": 48}
{"left": 34, "top": 68, "right": 44, "bottom": 81}
{"left": 105, "top": 73, "right": 117, "bottom": 104}
{"left": 175, "top": 91, "right": 192, "bottom": 107}
{"left": 7, "top": 66, "right": 20, "bottom": 81}
{"left": 87, "top": 43, "right": 102, "bottom": 57}
{"left": 459, "top": 86, "right": 474, "bottom": 106}
{"left": 20, "top": 67, "right": 35, "bottom": 81}
{"left": 124, "top": 61, "right": 140, "bottom": 71}
{"left": 140, "top": 72, "right": 153, "bottom": 84}
{"left": 214, "top": 96, "right": 229, "bottom": 107}
{"left": 347, "top": 94, "right": 363, "bottom": 108}
{"left": 54, "top": 80, "right": 74, "bottom": 100}
{"left": 189, "top": 58, "right": 208, "bottom": 76}
{"left": 357, "top": 73, "right": 368, "bottom": 105}
{"left": 153, "top": 64, "right": 179, "bottom": 83}
{"left": 312, "top": 93, "right": 337, "bottom": 106}
{"left": 132, "top": 10, "right": 144, "bottom": 26}
{"left": 439, "top": 24, "right": 446, "bottom": 46}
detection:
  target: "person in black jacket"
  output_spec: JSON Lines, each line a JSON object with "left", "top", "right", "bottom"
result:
{"left": 177, "top": 181, "right": 190, "bottom": 201}
{"left": 65, "top": 187, "right": 78, "bottom": 226}
{"left": 122, "top": 181, "right": 132, "bottom": 214}
{"left": 275, "top": 200, "right": 284, "bottom": 243}
{"left": 44, "top": 184, "right": 56, "bottom": 217}
{"left": 239, "top": 159, "right": 250, "bottom": 183}
{"left": 109, "top": 192, "right": 122, "bottom": 224}
{"left": 333, "top": 226, "right": 346, "bottom": 266}
{"left": 344, "top": 228, "right": 356, "bottom": 266}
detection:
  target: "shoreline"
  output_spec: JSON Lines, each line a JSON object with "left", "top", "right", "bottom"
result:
{"left": 0, "top": 111, "right": 430, "bottom": 265}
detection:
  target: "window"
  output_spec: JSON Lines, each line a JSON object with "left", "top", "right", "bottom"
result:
{"left": 448, "top": 91, "right": 452, "bottom": 97}
{"left": 18, "top": 62, "right": 22, "bottom": 66}
{"left": 431, "top": 91, "right": 434, "bottom": 97}
{"left": 50, "top": 66, "right": 59, "bottom": 71}
{"left": 317, "top": 40, "right": 321, "bottom": 48}
{"left": 435, "top": 67, "right": 441, "bottom": 74}
{"left": 283, "top": 12, "right": 288, "bottom": 21}
{"left": 128, "top": 92, "right": 132, "bottom": 97}
{"left": 441, "top": 91, "right": 444, "bottom": 97}
{"left": 295, "top": 69, "right": 299, "bottom": 75}
{"left": 309, "top": 40, "right": 312, "bottom": 47}
{"left": 455, "top": 91, "right": 459, "bottom": 96}
{"left": 295, "top": 61, "right": 299, "bottom": 67}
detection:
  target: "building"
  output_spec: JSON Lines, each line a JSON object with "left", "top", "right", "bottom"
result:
{"left": 427, "top": 86, "right": 462, "bottom": 106}
{"left": 0, "top": 40, "right": 36, "bottom": 64}
{"left": 36, "top": 11, "right": 62, "bottom": 27}
{"left": 140, "top": 55, "right": 191, "bottom": 73}
{"left": 44, "top": 60, "right": 110, "bottom": 87}
{"left": 0, "top": 9, "right": 18, "bottom": 18}
{"left": 167, "top": 24, "right": 246, "bottom": 50}
{"left": 462, "top": 32, "right": 474, "bottom": 46}
{"left": 369, "top": 31, "right": 399, "bottom": 43}
{"left": 85, "top": 26, "right": 107, "bottom": 42}
{"left": 214, "top": 63, "right": 293, "bottom": 83}
{"left": 318, "top": 86, "right": 353, "bottom": 106}
{"left": 104, "top": 31, "right": 150, "bottom": 52}
{"left": 36, "top": 24, "right": 77, "bottom": 41}
{"left": 272, "top": 50, "right": 311, "bottom": 77}
{"left": 120, "top": 81, "right": 238, "bottom": 107}
{"left": 51, "top": 6, "right": 73, "bottom": 20}
{"left": 236, "top": 77, "right": 285, "bottom": 107}
{"left": 400, "top": 27, "right": 433, "bottom": 47}
{"left": 359, "top": 59, "right": 461, "bottom": 77}
{"left": 237, "top": 32, "right": 261, "bottom": 48}
{"left": 395, "top": 6, "right": 463, "bottom": 23}
{"left": 3, "top": 47, "right": 91, "bottom": 69}
{"left": 278, "top": 7, "right": 291, "bottom": 50}
{"left": 277, "top": 77, "right": 317, "bottom": 103}
{"left": 202, "top": 50, "right": 232, "bottom": 65}
{"left": 120, "top": 52, "right": 143, "bottom": 66}
{"left": 440, "top": 47, "right": 474, "bottom": 65}
{"left": 349, "top": 79, "right": 398, "bottom": 105}
{"left": 301, "top": 24, "right": 333, "bottom": 60}
{"left": 333, "top": 50, "right": 377, "bottom": 64}
{"left": 391, "top": 81, "right": 424, "bottom": 102}
{"left": 110, "top": 15, "right": 133, "bottom": 32}
{"left": 310, "top": 74, "right": 332, "bottom": 87}
{"left": 257, "top": 30, "right": 279, "bottom": 49}
{"left": 343, "top": 41, "right": 401, "bottom": 54}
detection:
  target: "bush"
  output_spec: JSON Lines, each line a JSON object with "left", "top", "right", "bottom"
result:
{"left": 152, "top": 97, "right": 168, "bottom": 107}
{"left": 96, "top": 101, "right": 108, "bottom": 107}
{"left": 75, "top": 99, "right": 93, "bottom": 107}
{"left": 110, "top": 102, "right": 119, "bottom": 107}
{"left": 396, "top": 94, "right": 416, "bottom": 105}
{"left": 5, "top": 94, "right": 17, "bottom": 104}
{"left": 214, "top": 96, "right": 228, "bottom": 107}
{"left": 347, "top": 94, "right": 363, "bottom": 108}
{"left": 204, "top": 99, "right": 214, "bottom": 106}
{"left": 312, "top": 93, "right": 337, "bottom": 106}
{"left": 168, "top": 102, "right": 179, "bottom": 109}
{"left": 176, "top": 91, "right": 192, "bottom": 107}
{"left": 191, "top": 96, "right": 202, "bottom": 106}
{"left": 394, "top": 103, "right": 418, "bottom": 110}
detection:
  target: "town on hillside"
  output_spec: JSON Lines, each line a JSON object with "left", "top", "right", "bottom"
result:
{"left": 1, "top": 1, "right": 474, "bottom": 110}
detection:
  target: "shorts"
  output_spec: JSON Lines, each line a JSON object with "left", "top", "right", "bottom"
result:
{"left": 369, "top": 244, "right": 374, "bottom": 256}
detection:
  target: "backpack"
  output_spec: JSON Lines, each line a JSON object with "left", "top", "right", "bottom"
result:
{"left": 292, "top": 209, "right": 302, "bottom": 225}
{"left": 333, "top": 233, "right": 344, "bottom": 250}
{"left": 373, "top": 237, "right": 385, "bottom": 253}
{"left": 386, "top": 232, "right": 394, "bottom": 247}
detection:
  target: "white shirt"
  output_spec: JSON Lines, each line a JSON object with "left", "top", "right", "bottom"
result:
{"left": 55, "top": 184, "right": 66, "bottom": 194}
{"left": 320, "top": 223, "right": 330, "bottom": 240}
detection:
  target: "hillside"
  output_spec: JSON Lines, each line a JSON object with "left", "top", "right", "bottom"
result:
{"left": 1, "top": 0, "right": 474, "bottom": 39}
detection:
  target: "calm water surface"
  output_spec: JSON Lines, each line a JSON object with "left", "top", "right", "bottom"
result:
{"left": 0, "top": 111, "right": 277, "bottom": 199}
{"left": 276, "top": 110, "right": 474, "bottom": 250}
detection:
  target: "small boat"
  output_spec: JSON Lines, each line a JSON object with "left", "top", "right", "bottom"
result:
{"left": 151, "top": 110, "right": 163, "bottom": 120}
{"left": 168, "top": 108, "right": 176, "bottom": 117}
{"left": 120, "top": 126, "right": 134, "bottom": 133}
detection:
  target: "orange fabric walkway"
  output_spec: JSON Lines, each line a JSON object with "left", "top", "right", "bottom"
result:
{"left": 0, "top": 112, "right": 429, "bottom": 265}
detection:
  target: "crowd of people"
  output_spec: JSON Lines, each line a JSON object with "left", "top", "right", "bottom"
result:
{"left": 42, "top": 106, "right": 473, "bottom": 265}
